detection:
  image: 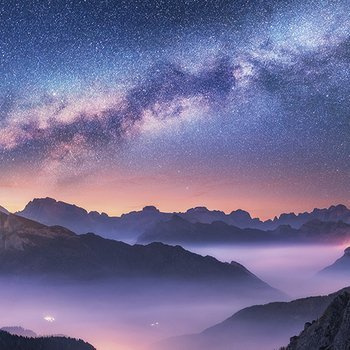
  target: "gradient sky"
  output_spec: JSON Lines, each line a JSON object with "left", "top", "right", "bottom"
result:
{"left": 0, "top": 0, "right": 349, "bottom": 218}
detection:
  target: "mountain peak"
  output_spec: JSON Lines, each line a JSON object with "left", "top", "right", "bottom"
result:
{"left": 229, "top": 209, "right": 252, "bottom": 219}
{"left": 142, "top": 205, "right": 159, "bottom": 212}
{"left": 329, "top": 204, "right": 349, "bottom": 214}
{"left": 330, "top": 203, "right": 348, "bottom": 209}
{"left": 186, "top": 206, "right": 210, "bottom": 213}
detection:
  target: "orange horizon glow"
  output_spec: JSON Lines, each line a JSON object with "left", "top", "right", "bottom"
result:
{"left": 1, "top": 161, "right": 348, "bottom": 221}
{"left": 1, "top": 174, "right": 348, "bottom": 221}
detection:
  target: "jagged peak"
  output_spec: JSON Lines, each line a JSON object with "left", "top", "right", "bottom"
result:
{"left": 329, "top": 203, "right": 349, "bottom": 212}
{"left": 229, "top": 209, "right": 252, "bottom": 219}
{"left": 30, "top": 197, "right": 57, "bottom": 204}
{"left": 21, "top": 197, "right": 89, "bottom": 216}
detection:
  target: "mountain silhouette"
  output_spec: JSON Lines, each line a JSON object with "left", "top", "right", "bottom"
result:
{"left": 138, "top": 216, "right": 350, "bottom": 244}
{"left": 0, "top": 211, "right": 281, "bottom": 299}
{"left": 16, "top": 198, "right": 350, "bottom": 241}
{"left": 0, "top": 327, "right": 37, "bottom": 338}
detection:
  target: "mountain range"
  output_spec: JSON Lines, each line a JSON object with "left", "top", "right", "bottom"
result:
{"left": 158, "top": 286, "right": 350, "bottom": 350}
{"left": 0, "top": 211, "right": 281, "bottom": 300}
{"left": 0, "top": 330, "right": 95, "bottom": 350}
{"left": 15, "top": 198, "right": 350, "bottom": 241}
{"left": 138, "top": 215, "right": 350, "bottom": 245}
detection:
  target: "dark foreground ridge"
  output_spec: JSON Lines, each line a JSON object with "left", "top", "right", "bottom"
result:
{"left": 157, "top": 287, "right": 350, "bottom": 350}
{"left": 0, "top": 330, "right": 95, "bottom": 350}
{"left": 283, "top": 292, "right": 350, "bottom": 350}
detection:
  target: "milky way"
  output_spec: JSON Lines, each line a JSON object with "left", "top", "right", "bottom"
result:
{"left": 0, "top": 0, "right": 349, "bottom": 216}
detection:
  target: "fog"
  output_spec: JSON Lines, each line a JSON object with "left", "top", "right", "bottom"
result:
{"left": 184, "top": 243, "right": 350, "bottom": 298}
{"left": 0, "top": 277, "right": 278, "bottom": 350}
{"left": 1, "top": 243, "right": 350, "bottom": 350}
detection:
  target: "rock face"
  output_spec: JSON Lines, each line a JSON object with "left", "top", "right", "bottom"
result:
{"left": 0, "top": 212, "right": 281, "bottom": 301}
{"left": 0, "top": 212, "right": 74, "bottom": 250}
{"left": 285, "top": 292, "right": 350, "bottom": 350}
{"left": 0, "top": 331, "right": 95, "bottom": 350}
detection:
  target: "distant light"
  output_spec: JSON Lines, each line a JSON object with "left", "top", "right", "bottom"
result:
{"left": 44, "top": 316, "right": 55, "bottom": 322}
{"left": 150, "top": 322, "right": 159, "bottom": 327}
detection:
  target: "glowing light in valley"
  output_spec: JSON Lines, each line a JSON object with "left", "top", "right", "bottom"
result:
{"left": 44, "top": 315, "right": 55, "bottom": 322}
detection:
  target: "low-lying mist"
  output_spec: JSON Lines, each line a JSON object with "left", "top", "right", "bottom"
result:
{"left": 184, "top": 243, "right": 350, "bottom": 298}
{"left": 1, "top": 243, "right": 349, "bottom": 350}
{"left": 0, "top": 276, "right": 277, "bottom": 350}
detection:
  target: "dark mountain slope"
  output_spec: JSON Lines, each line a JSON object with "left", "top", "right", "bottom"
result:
{"left": 0, "top": 205, "right": 9, "bottom": 215}
{"left": 138, "top": 216, "right": 350, "bottom": 244}
{"left": 284, "top": 292, "right": 350, "bottom": 350}
{"left": 319, "top": 247, "right": 350, "bottom": 277}
{"left": 158, "top": 287, "right": 350, "bottom": 350}
{"left": 0, "top": 212, "right": 281, "bottom": 299}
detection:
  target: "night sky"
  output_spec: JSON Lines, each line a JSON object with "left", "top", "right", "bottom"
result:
{"left": 0, "top": 0, "right": 349, "bottom": 217}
